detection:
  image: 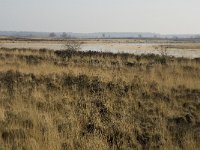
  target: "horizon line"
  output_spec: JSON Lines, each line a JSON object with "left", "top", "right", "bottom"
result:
{"left": 0, "top": 30, "right": 200, "bottom": 35}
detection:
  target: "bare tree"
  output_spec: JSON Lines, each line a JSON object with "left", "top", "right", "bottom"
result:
{"left": 64, "top": 40, "right": 82, "bottom": 51}
{"left": 158, "top": 45, "right": 168, "bottom": 64}
{"left": 55, "top": 40, "right": 83, "bottom": 60}
{"left": 160, "top": 45, "right": 168, "bottom": 56}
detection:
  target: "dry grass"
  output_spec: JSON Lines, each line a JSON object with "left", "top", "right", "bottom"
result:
{"left": 0, "top": 47, "right": 200, "bottom": 150}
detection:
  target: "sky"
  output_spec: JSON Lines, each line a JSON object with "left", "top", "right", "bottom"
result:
{"left": 0, "top": 0, "right": 200, "bottom": 34}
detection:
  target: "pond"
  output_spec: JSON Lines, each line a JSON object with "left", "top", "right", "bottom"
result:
{"left": 0, "top": 42, "right": 200, "bottom": 58}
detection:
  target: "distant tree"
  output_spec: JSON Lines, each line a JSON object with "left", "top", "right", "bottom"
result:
{"left": 195, "top": 35, "right": 200, "bottom": 39}
{"left": 138, "top": 34, "right": 142, "bottom": 38}
{"left": 61, "top": 32, "right": 67, "bottom": 38}
{"left": 173, "top": 36, "right": 178, "bottom": 40}
{"left": 102, "top": 33, "right": 105, "bottom": 38}
{"left": 27, "top": 34, "right": 33, "bottom": 38}
{"left": 49, "top": 32, "right": 56, "bottom": 38}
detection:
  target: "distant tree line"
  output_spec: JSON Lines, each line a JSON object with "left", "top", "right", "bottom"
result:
{"left": 49, "top": 32, "right": 72, "bottom": 38}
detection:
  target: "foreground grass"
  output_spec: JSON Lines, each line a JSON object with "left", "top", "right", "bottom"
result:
{"left": 0, "top": 48, "right": 200, "bottom": 150}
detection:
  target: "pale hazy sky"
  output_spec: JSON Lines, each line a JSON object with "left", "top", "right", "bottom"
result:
{"left": 0, "top": 0, "right": 200, "bottom": 34}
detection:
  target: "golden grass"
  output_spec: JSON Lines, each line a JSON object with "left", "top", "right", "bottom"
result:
{"left": 0, "top": 47, "right": 200, "bottom": 150}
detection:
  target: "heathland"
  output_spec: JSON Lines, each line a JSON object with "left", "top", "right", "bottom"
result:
{"left": 0, "top": 45, "right": 200, "bottom": 149}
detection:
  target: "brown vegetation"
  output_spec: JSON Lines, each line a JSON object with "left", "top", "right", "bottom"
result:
{"left": 0, "top": 47, "right": 200, "bottom": 150}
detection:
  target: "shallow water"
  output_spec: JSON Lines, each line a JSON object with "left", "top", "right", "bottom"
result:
{"left": 1, "top": 42, "right": 200, "bottom": 58}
